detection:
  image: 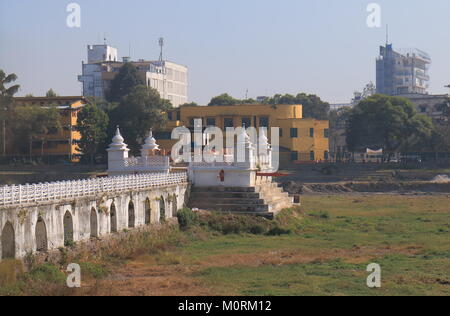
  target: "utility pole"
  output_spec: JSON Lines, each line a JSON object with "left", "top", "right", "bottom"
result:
{"left": 2, "top": 111, "right": 5, "bottom": 156}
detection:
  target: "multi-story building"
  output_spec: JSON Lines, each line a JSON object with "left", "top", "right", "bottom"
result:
{"left": 154, "top": 103, "right": 330, "bottom": 164}
{"left": 376, "top": 44, "right": 431, "bottom": 95}
{"left": 13, "top": 96, "right": 86, "bottom": 161}
{"left": 78, "top": 45, "right": 188, "bottom": 107}
{"left": 398, "top": 93, "right": 449, "bottom": 122}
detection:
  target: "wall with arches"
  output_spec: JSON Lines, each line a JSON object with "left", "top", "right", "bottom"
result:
{"left": 0, "top": 183, "right": 188, "bottom": 260}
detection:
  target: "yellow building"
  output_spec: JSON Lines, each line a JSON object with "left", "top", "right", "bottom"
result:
{"left": 13, "top": 96, "right": 86, "bottom": 162}
{"left": 155, "top": 104, "right": 329, "bottom": 164}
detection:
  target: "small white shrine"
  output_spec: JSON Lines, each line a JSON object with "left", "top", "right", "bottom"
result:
{"left": 107, "top": 127, "right": 170, "bottom": 176}
{"left": 188, "top": 128, "right": 274, "bottom": 187}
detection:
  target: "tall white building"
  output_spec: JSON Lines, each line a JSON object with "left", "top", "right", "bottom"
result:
{"left": 78, "top": 44, "right": 188, "bottom": 107}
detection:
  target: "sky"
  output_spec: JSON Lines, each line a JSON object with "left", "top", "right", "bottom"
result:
{"left": 1, "top": 0, "right": 449, "bottom": 105}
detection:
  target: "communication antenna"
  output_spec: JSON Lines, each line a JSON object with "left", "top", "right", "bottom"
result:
{"left": 158, "top": 37, "right": 166, "bottom": 96}
{"left": 159, "top": 37, "right": 164, "bottom": 64}
{"left": 386, "top": 25, "right": 389, "bottom": 45}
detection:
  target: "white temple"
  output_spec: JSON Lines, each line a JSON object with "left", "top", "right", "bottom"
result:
{"left": 107, "top": 126, "right": 274, "bottom": 187}
{"left": 188, "top": 127, "right": 274, "bottom": 187}
{"left": 107, "top": 128, "right": 170, "bottom": 176}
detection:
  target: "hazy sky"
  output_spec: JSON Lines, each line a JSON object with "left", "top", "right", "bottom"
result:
{"left": 1, "top": 0, "right": 449, "bottom": 104}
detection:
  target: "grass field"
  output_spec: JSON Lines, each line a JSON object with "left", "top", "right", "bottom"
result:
{"left": 1, "top": 194, "right": 449, "bottom": 296}
{"left": 99, "top": 194, "right": 449, "bottom": 296}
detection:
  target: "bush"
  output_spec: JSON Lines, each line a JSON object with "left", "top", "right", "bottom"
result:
{"left": 29, "top": 263, "right": 66, "bottom": 285}
{"left": 79, "top": 262, "right": 109, "bottom": 279}
{"left": 177, "top": 208, "right": 199, "bottom": 230}
{"left": 266, "top": 226, "right": 292, "bottom": 236}
{"left": 199, "top": 213, "right": 272, "bottom": 235}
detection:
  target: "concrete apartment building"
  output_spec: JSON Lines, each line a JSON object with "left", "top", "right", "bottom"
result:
{"left": 398, "top": 93, "right": 449, "bottom": 122}
{"left": 155, "top": 103, "right": 330, "bottom": 164}
{"left": 376, "top": 44, "right": 431, "bottom": 96}
{"left": 78, "top": 45, "right": 188, "bottom": 107}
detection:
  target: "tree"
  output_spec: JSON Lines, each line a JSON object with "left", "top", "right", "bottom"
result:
{"left": 109, "top": 85, "right": 171, "bottom": 154}
{"left": 46, "top": 89, "right": 58, "bottom": 97}
{"left": 346, "top": 94, "right": 434, "bottom": 156}
{"left": 76, "top": 102, "right": 109, "bottom": 165}
{"left": 206, "top": 92, "right": 329, "bottom": 119}
{"left": 180, "top": 102, "right": 199, "bottom": 107}
{"left": 266, "top": 93, "right": 330, "bottom": 120}
{"left": 106, "top": 63, "right": 144, "bottom": 102}
{"left": 208, "top": 93, "right": 240, "bottom": 106}
{"left": 0, "top": 70, "right": 20, "bottom": 156}
{"left": 11, "top": 105, "right": 61, "bottom": 156}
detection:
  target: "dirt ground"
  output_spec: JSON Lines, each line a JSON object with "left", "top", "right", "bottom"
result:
{"left": 87, "top": 244, "right": 422, "bottom": 296}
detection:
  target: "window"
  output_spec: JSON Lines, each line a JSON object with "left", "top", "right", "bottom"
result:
{"left": 279, "top": 128, "right": 283, "bottom": 138}
{"left": 168, "top": 112, "right": 173, "bottom": 120}
{"left": 259, "top": 116, "right": 269, "bottom": 127}
{"left": 324, "top": 128, "right": 329, "bottom": 138}
{"left": 206, "top": 118, "right": 216, "bottom": 127}
{"left": 224, "top": 118, "right": 234, "bottom": 128}
{"left": 290, "top": 128, "right": 298, "bottom": 138}
{"left": 310, "top": 151, "right": 315, "bottom": 161}
{"left": 420, "top": 106, "right": 426, "bottom": 113}
{"left": 176, "top": 111, "right": 181, "bottom": 121}
{"left": 291, "top": 152, "right": 298, "bottom": 161}
{"left": 241, "top": 117, "right": 251, "bottom": 127}
{"left": 310, "top": 128, "right": 314, "bottom": 137}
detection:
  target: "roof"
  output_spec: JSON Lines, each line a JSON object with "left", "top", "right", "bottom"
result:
{"left": 14, "top": 96, "right": 86, "bottom": 102}
{"left": 13, "top": 96, "right": 87, "bottom": 109}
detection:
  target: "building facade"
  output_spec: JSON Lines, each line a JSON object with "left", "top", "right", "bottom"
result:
{"left": 78, "top": 45, "right": 188, "bottom": 107}
{"left": 13, "top": 96, "right": 86, "bottom": 161}
{"left": 155, "top": 104, "right": 330, "bottom": 164}
{"left": 376, "top": 44, "right": 431, "bottom": 95}
{"left": 398, "top": 93, "right": 450, "bottom": 122}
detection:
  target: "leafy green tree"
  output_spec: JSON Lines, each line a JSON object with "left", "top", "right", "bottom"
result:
{"left": 346, "top": 94, "right": 434, "bottom": 155}
{"left": 46, "top": 89, "right": 58, "bottom": 97}
{"left": 180, "top": 102, "right": 199, "bottom": 107}
{"left": 11, "top": 106, "right": 61, "bottom": 156}
{"left": 266, "top": 93, "right": 330, "bottom": 119}
{"left": 0, "top": 70, "right": 20, "bottom": 156}
{"left": 107, "top": 63, "right": 144, "bottom": 102}
{"left": 77, "top": 102, "right": 109, "bottom": 165}
{"left": 109, "top": 85, "right": 171, "bottom": 154}
{"left": 206, "top": 92, "right": 329, "bottom": 119}
{"left": 208, "top": 93, "right": 240, "bottom": 106}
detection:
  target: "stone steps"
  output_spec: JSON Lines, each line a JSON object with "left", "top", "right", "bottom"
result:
{"left": 191, "top": 186, "right": 256, "bottom": 193}
{"left": 190, "top": 197, "right": 266, "bottom": 205}
{"left": 189, "top": 186, "right": 272, "bottom": 217}
{"left": 191, "top": 192, "right": 261, "bottom": 199}
{"left": 190, "top": 203, "right": 269, "bottom": 213}
{"left": 189, "top": 183, "right": 295, "bottom": 218}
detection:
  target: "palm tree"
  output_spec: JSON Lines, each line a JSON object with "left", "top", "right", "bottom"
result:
{"left": 0, "top": 70, "right": 20, "bottom": 156}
